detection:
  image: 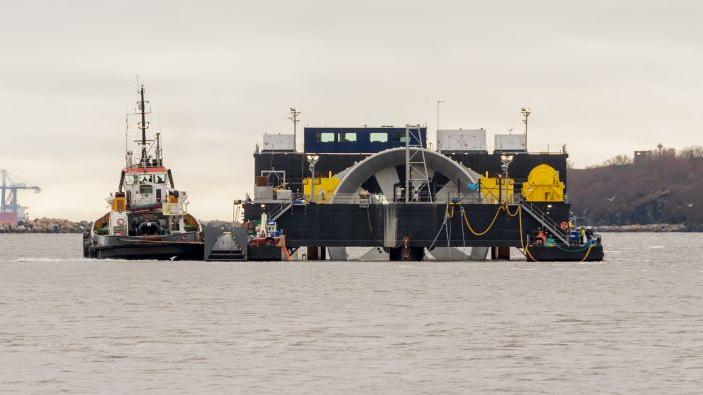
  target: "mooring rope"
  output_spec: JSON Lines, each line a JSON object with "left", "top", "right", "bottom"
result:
{"left": 428, "top": 206, "right": 450, "bottom": 250}
{"left": 462, "top": 205, "right": 504, "bottom": 236}
{"left": 460, "top": 207, "right": 466, "bottom": 247}
{"left": 580, "top": 243, "right": 595, "bottom": 262}
{"left": 505, "top": 204, "right": 520, "bottom": 217}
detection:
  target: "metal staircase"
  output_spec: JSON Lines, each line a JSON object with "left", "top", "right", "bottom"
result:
{"left": 269, "top": 199, "right": 293, "bottom": 221}
{"left": 519, "top": 200, "right": 570, "bottom": 245}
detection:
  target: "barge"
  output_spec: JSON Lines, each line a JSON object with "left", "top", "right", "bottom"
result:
{"left": 229, "top": 112, "right": 604, "bottom": 262}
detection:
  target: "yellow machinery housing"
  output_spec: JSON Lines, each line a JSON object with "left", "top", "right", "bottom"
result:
{"left": 479, "top": 176, "right": 515, "bottom": 204}
{"left": 303, "top": 171, "right": 341, "bottom": 203}
{"left": 521, "top": 164, "right": 565, "bottom": 202}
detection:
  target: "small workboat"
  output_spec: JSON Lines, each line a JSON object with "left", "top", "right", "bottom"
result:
{"left": 525, "top": 242, "right": 604, "bottom": 262}
{"left": 83, "top": 85, "right": 203, "bottom": 260}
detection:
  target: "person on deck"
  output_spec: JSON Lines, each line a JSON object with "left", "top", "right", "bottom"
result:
{"left": 569, "top": 229, "right": 580, "bottom": 245}
{"left": 536, "top": 229, "right": 547, "bottom": 245}
{"left": 579, "top": 226, "right": 586, "bottom": 244}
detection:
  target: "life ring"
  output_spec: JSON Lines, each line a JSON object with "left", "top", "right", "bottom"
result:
{"left": 559, "top": 221, "right": 569, "bottom": 231}
{"left": 116, "top": 218, "right": 125, "bottom": 226}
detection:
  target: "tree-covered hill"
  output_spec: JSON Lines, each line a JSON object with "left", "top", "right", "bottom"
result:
{"left": 569, "top": 147, "right": 703, "bottom": 230}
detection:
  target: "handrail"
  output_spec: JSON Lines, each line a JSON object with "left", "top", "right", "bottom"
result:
{"left": 269, "top": 198, "right": 293, "bottom": 221}
{"left": 519, "top": 199, "right": 561, "bottom": 229}
{"left": 518, "top": 199, "right": 570, "bottom": 245}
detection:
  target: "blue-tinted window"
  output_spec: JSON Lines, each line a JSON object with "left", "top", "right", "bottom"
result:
{"left": 341, "top": 132, "right": 357, "bottom": 142}
{"left": 317, "top": 132, "right": 335, "bottom": 143}
{"left": 370, "top": 132, "right": 388, "bottom": 143}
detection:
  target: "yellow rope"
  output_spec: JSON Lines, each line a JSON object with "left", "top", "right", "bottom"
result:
{"left": 463, "top": 205, "right": 504, "bottom": 236}
{"left": 580, "top": 243, "right": 595, "bottom": 262}
{"left": 517, "top": 206, "right": 539, "bottom": 261}
{"left": 505, "top": 204, "right": 520, "bottom": 217}
{"left": 446, "top": 204, "right": 455, "bottom": 218}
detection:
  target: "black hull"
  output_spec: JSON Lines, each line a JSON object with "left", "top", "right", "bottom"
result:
{"left": 247, "top": 245, "right": 282, "bottom": 261}
{"left": 389, "top": 246, "right": 425, "bottom": 261}
{"left": 94, "top": 242, "right": 204, "bottom": 261}
{"left": 526, "top": 244, "right": 604, "bottom": 262}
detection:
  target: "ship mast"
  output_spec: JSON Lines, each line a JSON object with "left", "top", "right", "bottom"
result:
{"left": 155, "top": 132, "right": 162, "bottom": 166}
{"left": 138, "top": 85, "right": 149, "bottom": 166}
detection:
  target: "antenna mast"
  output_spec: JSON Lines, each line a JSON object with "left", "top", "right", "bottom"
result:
{"left": 289, "top": 107, "right": 301, "bottom": 152}
{"left": 138, "top": 85, "right": 149, "bottom": 165}
{"left": 155, "top": 132, "right": 162, "bottom": 166}
{"left": 125, "top": 113, "right": 130, "bottom": 167}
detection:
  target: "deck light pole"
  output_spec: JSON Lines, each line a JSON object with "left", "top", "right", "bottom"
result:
{"left": 306, "top": 154, "right": 319, "bottom": 202}
{"left": 500, "top": 153, "right": 514, "bottom": 203}
{"left": 521, "top": 107, "right": 531, "bottom": 151}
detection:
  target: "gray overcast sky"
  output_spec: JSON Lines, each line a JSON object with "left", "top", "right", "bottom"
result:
{"left": 2, "top": 0, "right": 702, "bottom": 220}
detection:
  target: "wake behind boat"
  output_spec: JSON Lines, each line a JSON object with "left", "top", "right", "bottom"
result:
{"left": 82, "top": 85, "right": 203, "bottom": 260}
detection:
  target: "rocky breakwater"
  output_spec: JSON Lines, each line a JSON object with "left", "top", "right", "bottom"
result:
{"left": 593, "top": 223, "right": 687, "bottom": 232}
{"left": 0, "top": 218, "right": 90, "bottom": 233}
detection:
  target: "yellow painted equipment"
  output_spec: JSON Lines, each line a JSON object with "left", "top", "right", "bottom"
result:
{"left": 479, "top": 176, "right": 515, "bottom": 204}
{"left": 112, "top": 196, "right": 126, "bottom": 212}
{"left": 521, "top": 164, "right": 565, "bottom": 202}
{"left": 303, "top": 171, "right": 341, "bottom": 203}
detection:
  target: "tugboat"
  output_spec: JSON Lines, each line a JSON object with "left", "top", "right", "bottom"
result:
{"left": 83, "top": 85, "right": 204, "bottom": 260}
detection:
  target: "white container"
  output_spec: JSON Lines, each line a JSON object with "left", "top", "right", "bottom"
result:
{"left": 437, "top": 129, "right": 487, "bottom": 152}
{"left": 494, "top": 134, "right": 526, "bottom": 152}
{"left": 255, "top": 186, "right": 274, "bottom": 200}
{"left": 275, "top": 188, "right": 292, "bottom": 200}
{"left": 262, "top": 133, "right": 295, "bottom": 152}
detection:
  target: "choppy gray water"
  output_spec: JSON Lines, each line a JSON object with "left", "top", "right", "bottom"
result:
{"left": 1, "top": 233, "right": 702, "bottom": 393}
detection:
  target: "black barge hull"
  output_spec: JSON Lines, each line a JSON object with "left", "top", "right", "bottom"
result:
{"left": 525, "top": 244, "right": 604, "bottom": 262}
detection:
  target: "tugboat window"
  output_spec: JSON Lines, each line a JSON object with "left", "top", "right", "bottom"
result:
{"left": 139, "top": 185, "right": 153, "bottom": 195}
{"left": 317, "top": 132, "right": 335, "bottom": 143}
{"left": 370, "top": 132, "right": 388, "bottom": 143}
{"left": 125, "top": 175, "right": 136, "bottom": 185}
{"left": 155, "top": 174, "right": 166, "bottom": 184}
{"left": 138, "top": 174, "right": 153, "bottom": 183}
{"left": 341, "top": 132, "right": 357, "bottom": 142}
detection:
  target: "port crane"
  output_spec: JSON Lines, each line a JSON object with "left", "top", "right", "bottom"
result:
{"left": 1, "top": 169, "right": 41, "bottom": 219}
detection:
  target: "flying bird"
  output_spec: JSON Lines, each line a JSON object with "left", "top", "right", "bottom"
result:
{"left": 687, "top": 202, "right": 694, "bottom": 207}
{"left": 607, "top": 196, "right": 616, "bottom": 202}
